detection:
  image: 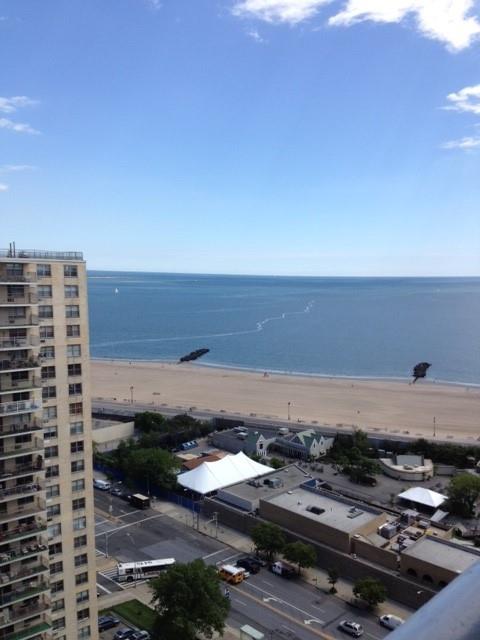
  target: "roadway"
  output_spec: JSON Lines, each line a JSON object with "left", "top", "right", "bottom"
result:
{"left": 94, "top": 490, "right": 390, "bottom": 640}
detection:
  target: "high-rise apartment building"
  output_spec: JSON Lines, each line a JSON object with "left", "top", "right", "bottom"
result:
{"left": 0, "top": 247, "right": 98, "bottom": 640}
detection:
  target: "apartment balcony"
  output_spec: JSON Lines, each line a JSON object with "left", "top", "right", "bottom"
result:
{"left": 0, "top": 339, "right": 38, "bottom": 353}
{"left": 0, "top": 502, "right": 45, "bottom": 527}
{"left": 0, "top": 248, "right": 82, "bottom": 261}
{"left": 0, "top": 540, "right": 47, "bottom": 568}
{"left": 0, "top": 521, "right": 46, "bottom": 546}
{"left": 0, "top": 379, "right": 41, "bottom": 395}
{"left": 0, "top": 562, "right": 49, "bottom": 589}
{"left": 0, "top": 423, "right": 42, "bottom": 440}
{"left": 0, "top": 621, "right": 50, "bottom": 640}
{"left": 0, "top": 273, "right": 37, "bottom": 285}
{"left": 0, "top": 402, "right": 40, "bottom": 419}
{"left": 0, "top": 579, "right": 49, "bottom": 608}
{"left": 0, "top": 360, "right": 40, "bottom": 375}
{"left": 0, "top": 295, "right": 37, "bottom": 308}
{"left": 0, "top": 319, "right": 38, "bottom": 331}
{"left": 0, "top": 482, "right": 43, "bottom": 505}
{"left": 0, "top": 440, "right": 43, "bottom": 462}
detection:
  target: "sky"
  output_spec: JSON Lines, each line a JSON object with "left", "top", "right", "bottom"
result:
{"left": 1, "top": 0, "right": 480, "bottom": 276}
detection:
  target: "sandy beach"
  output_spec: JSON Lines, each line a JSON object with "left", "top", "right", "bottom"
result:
{"left": 91, "top": 360, "right": 480, "bottom": 443}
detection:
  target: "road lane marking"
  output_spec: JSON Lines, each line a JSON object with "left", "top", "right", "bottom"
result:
{"left": 220, "top": 552, "right": 242, "bottom": 563}
{"left": 96, "top": 582, "right": 111, "bottom": 595}
{"left": 260, "top": 579, "right": 275, "bottom": 587}
{"left": 304, "top": 619, "right": 323, "bottom": 626}
{"left": 98, "top": 571, "right": 125, "bottom": 591}
{"left": 243, "top": 582, "right": 325, "bottom": 625}
{"left": 94, "top": 513, "right": 165, "bottom": 537}
{"left": 203, "top": 549, "right": 228, "bottom": 560}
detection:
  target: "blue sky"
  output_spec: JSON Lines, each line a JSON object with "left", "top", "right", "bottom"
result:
{"left": 1, "top": 0, "right": 480, "bottom": 275}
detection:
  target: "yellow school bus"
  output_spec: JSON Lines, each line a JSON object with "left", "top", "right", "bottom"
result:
{"left": 218, "top": 564, "right": 245, "bottom": 584}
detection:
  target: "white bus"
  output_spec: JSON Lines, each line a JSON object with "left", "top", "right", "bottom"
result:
{"left": 116, "top": 558, "right": 175, "bottom": 583}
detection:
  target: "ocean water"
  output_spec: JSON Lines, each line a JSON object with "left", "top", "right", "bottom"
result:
{"left": 88, "top": 272, "right": 480, "bottom": 385}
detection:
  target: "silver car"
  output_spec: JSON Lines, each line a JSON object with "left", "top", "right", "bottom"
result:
{"left": 338, "top": 620, "right": 364, "bottom": 637}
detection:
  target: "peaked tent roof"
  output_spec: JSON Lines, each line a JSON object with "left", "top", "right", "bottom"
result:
{"left": 398, "top": 487, "right": 448, "bottom": 508}
{"left": 177, "top": 451, "right": 271, "bottom": 495}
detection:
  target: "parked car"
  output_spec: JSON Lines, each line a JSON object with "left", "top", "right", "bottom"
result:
{"left": 338, "top": 620, "right": 364, "bottom": 637}
{"left": 93, "top": 478, "right": 111, "bottom": 491}
{"left": 110, "top": 484, "right": 123, "bottom": 497}
{"left": 120, "top": 492, "right": 132, "bottom": 502}
{"left": 131, "top": 631, "right": 151, "bottom": 640}
{"left": 113, "top": 628, "right": 136, "bottom": 640}
{"left": 98, "top": 615, "right": 120, "bottom": 631}
{"left": 236, "top": 558, "right": 261, "bottom": 574}
{"left": 379, "top": 614, "right": 404, "bottom": 630}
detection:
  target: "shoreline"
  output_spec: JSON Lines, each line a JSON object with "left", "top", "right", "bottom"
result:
{"left": 91, "top": 359, "right": 480, "bottom": 442}
{"left": 90, "top": 356, "right": 480, "bottom": 389}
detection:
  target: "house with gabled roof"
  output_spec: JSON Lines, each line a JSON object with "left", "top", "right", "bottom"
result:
{"left": 274, "top": 428, "right": 334, "bottom": 460}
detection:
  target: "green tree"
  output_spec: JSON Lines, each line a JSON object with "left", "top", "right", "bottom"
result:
{"left": 269, "top": 457, "right": 284, "bottom": 470}
{"left": 447, "top": 474, "right": 480, "bottom": 518}
{"left": 127, "top": 448, "right": 179, "bottom": 490}
{"left": 150, "top": 559, "right": 229, "bottom": 640}
{"left": 251, "top": 522, "right": 286, "bottom": 561}
{"left": 135, "top": 411, "right": 167, "bottom": 433}
{"left": 283, "top": 541, "right": 316, "bottom": 574}
{"left": 353, "top": 577, "right": 387, "bottom": 608}
{"left": 327, "top": 568, "right": 339, "bottom": 594}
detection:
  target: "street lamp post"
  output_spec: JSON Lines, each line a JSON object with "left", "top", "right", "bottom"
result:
{"left": 287, "top": 402, "right": 291, "bottom": 421}
{"left": 130, "top": 385, "right": 134, "bottom": 405}
{"left": 433, "top": 416, "right": 436, "bottom": 438}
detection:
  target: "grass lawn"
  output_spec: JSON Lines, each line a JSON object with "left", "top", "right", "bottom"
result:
{"left": 101, "top": 599, "right": 156, "bottom": 633}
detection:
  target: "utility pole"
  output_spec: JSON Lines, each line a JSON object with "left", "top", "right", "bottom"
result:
{"left": 433, "top": 416, "right": 436, "bottom": 438}
{"left": 287, "top": 401, "right": 291, "bottom": 421}
{"left": 130, "top": 385, "right": 134, "bottom": 404}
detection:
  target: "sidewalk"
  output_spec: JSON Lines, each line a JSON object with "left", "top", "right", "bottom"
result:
{"left": 150, "top": 496, "right": 414, "bottom": 621}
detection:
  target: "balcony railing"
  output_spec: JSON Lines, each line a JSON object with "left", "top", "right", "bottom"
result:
{"left": 0, "top": 563, "right": 49, "bottom": 587}
{"left": 0, "top": 581, "right": 49, "bottom": 607}
{"left": 0, "top": 378, "right": 41, "bottom": 394}
{"left": 0, "top": 273, "right": 37, "bottom": 284}
{"left": 0, "top": 621, "right": 51, "bottom": 640}
{"left": 0, "top": 248, "right": 83, "bottom": 261}
{"left": 0, "top": 441, "right": 43, "bottom": 460}
{"left": 0, "top": 460, "right": 44, "bottom": 481}
{"left": 0, "top": 422, "right": 42, "bottom": 439}
{"left": 0, "top": 542, "right": 48, "bottom": 567}
{"left": 0, "top": 521, "right": 46, "bottom": 545}
{"left": 0, "top": 503, "right": 45, "bottom": 525}
{"left": 0, "top": 317, "right": 38, "bottom": 328}
{"left": 0, "top": 360, "right": 40, "bottom": 373}
{"left": 0, "top": 401, "right": 40, "bottom": 417}
{"left": 0, "top": 338, "right": 38, "bottom": 351}
{"left": 0, "top": 294, "right": 37, "bottom": 306}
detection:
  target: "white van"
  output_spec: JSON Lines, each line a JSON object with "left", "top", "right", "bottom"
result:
{"left": 93, "top": 478, "right": 111, "bottom": 491}
{"left": 379, "top": 614, "right": 404, "bottom": 630}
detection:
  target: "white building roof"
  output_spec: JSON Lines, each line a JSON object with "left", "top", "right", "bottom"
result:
{"left": 398, "top": 487, "right": 447, "bottom": 508}
{"left": 177, "top": 451, "right": 271, "bottom": 495}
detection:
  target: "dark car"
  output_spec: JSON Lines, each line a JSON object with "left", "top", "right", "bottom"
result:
{"left": 119, "top": 492, "right": 132, "bottom": 502}
{"left": 98, "top": 615, "right": 120, "bottom": 631}
{"left": 113, "top": 628, "right": 136, "bottom": 640}
{"left": 236, "top": 558, "right": 261, "bottom": 574}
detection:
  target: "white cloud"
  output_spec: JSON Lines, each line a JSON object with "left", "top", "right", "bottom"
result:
{"left": 0, "top": 96, "right": 38, "bottom": 114}
{"left": 329, "top": 0, "right": 480, "bottom": 51}
{"left": 442, "top": 135, "right": 480, "bottom": 149}
{"left": 232, "top": 0, "right": 332, "bottom": 24}
{"left": 0, "top": 164, "right": 36, "bottom": 173}
{"left": 247, "top": 28, "right": 266, "bottom": 41}
{"left": 0, "top": 118, "right": 39, "bottom": 135}
{"left": 146, "top": 0, "right": 162, "bottom": 9}
{"left": 232, "top": 0, "right": 480, "bottom": 50}
{"left": 444, "top": 84, "right": 480, "bottom": 114}
{"left": 0, "top": 183, "right": 8, "bottom": 192}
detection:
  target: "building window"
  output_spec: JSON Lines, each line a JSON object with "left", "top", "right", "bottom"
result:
{"left": 70, "top": 421, "right": 84, "bottom": 435}
{"left": 48, "top": 523, "right": 62, "bottom": 539}
{"left": 52, "top": 598, "right": 65, "bottom": 612}
{"left": 40, "top": 345, "right": 55, "bottom": 359}
{"left": 71, "top": 459, "right": 85, "bottom": 473}
{"left": 73, "top": 497, "right": 86, "bottom": 511}
{"left": 76, "top": 590, "right": 89, "bottom": 604}
{"left": 74, "top": 534, "right": 87, "bottom": 549}
{"left": 37, "top": 285, "right": 52, "bottom": 299}
{"left": 39, "top": 325, "right": 54, "bottom": 339}
{"left": 66, "top": 305, "right": 80, "bottom": 318}
{"left": 68, "top": 363, "right": 82, "bottom": 376}
{"left": 42, "top": 385, "right": 56, "bottom": 400}
{"left": 49, "top": 542, "right": 63, "bottom": 556}
{"left": 67, "top": 344, "right": 81, "bottom": 357}
{"left": 72, "top": 478, "right": 85, "bottom": 492}
{"left": 50, "top": 561, "right": 63, "bottom": 575}
{"left": 44, "top": 424, "right": 58, "bottom": 440}
{"left": 69, "top": 402, "right": 83, "bottom": 416}
{"left": 69, "top": 383, "right": 82, "bottom": 396}
{"left": 64, "top": 264, "right": 78, "bottom": 277}
{"left": 73, "top": 516, "right": 87, "bottom": 531}
{"left": 43, "top": 406, "right": 57, "bottom": 421}
{"left": 67, "top": 324, "right": 81, "bottom": 337}
{"left": 52, "top": 617, "right": 66, "bottom": 631}
{"left": 75, "top": 572, "right": 88, "bottom": 585}
{"left": 45, "top": 445, "right": 59, "bottom": 459}
{"left": 41, "top": 365, "right": 56, "bottom": 379}
{"left": 77, "top": 607, "right": 90, "bottom": 621}
{"left": 47, "top": 504, "right": 61, "bottom": 520}
{"left": 51, "top": 579, "right": 64, "bottom": 594}
{"left": 65, "top": 284, "right": 79, "bottom": 298}
{"left": 71, "top": 440, "right": 84, "bottom": 454}
{"left": 74, "top": 553, "right": 88, "bottom": 568}
{"left": 36, "top": 264, "right": 51, "bottom": 277}
{"left": 46, "top": 484, "right": 60, "bottom": 499}
{"left": 78, "top": 626, "right": 91, "bottom": 639}
{"left": 38, "top": 305, "right": 53, "bottom": 319}
{"left": 46, "top": 464, "right": 60, "bottom": 478}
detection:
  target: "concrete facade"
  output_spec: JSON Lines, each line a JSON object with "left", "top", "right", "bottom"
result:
{"left": 92, "top": 418, "right": 135, "bottom": 452}
{"left": 379, "top": 454, "right": 434, "bottom": 481}
{"left": 0, "top": 248, "right": 98, "bottom": 640}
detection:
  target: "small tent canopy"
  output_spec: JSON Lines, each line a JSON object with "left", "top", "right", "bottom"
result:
{"left": 178, "top": 451, "right": 271, "bottom": 495}
{"left": 398, "top": 487, "right": 447, "bottom": 509}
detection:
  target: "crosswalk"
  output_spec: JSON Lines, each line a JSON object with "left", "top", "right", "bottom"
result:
{"left": 98, "top": 567, "right": 148, "bottom": 589}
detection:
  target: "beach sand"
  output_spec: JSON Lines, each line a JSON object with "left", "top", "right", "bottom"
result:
{"left": 91, "top": 360, "right": 480, "bottom": 442}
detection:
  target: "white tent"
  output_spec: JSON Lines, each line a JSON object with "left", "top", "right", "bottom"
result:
{"left": 178, "top": 451, "right": 271, "bottom": 495}
{"left": 398, "top": 487, "right": 447, "bottom": 509}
